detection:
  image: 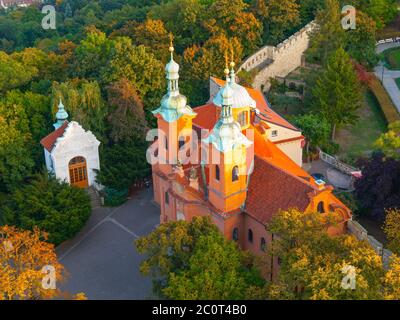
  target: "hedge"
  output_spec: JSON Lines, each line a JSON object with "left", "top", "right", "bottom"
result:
{"left": 368, "top": 75, "right": 400, "bottom": 124}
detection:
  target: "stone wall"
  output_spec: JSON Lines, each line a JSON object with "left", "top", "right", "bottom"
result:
{"left": 239, "top": 21, "right": 316, "bottom": 91}
{"left": 347, "top": 219, "right": 393, "bottom": 270}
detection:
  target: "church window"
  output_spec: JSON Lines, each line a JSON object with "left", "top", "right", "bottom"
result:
{"left": 248, "top": 229, "right": 253, "bottom": 243}
{"left": 165, "top": 192, "right": 169, "bottom": 205}
{"left": 272, "top": 130, "right": 278, "bottom": 137}
{"left": 232, "top": 166, "right": 239, "bottom": 182}
{"left": 317, "top": 201, "right": 325, "bottom": 213}
{"left": 178, "top": 136, "right": 185, "bottom": 150}
{"left": 232, "top": 228, "right": 239, "bottom": 241}
{"left": 165, "top": 136, "right": 168, "bottom": 150}
{"left": 215, "top": 165, "right": 220, "bottom": 181}
{"left": 238, "top": 111, "right": 248, "bottom": 127}
{"left": 260, "top": 237, "right": 266, "bottom": 252}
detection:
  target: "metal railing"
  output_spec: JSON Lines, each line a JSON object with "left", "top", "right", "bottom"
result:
{"left": 319, "top": 150, "right": 358, "bottom": 175}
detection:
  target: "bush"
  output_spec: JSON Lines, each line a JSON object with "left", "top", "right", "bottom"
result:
{"left": 369, "top": 76, "right": 400, "bottom": 124}
{"left": 0, "top": 172, "right": 91, "bottom": 245}
{"left": 103, "top": 187, "right": 128, "bottom": 207}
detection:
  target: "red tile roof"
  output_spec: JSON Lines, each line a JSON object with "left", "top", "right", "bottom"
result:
{"left": 211, "top": 77, "right": 299, "bottom": 131}
{"left": 40, "top": 121, "right": 69, "bottom": 152}
{"left": 193, "top": 103, "right": 218, "bottom": 130}
{"left": 246, "top": 156, "right": 315, "bottom": 224}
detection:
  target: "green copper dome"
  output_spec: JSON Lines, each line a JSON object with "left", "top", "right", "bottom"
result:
{"left": 152, "top": 43, "right": 196, "bottom": 123}
{"left": 54, "top": 98, "right": 69, "bottom": 130}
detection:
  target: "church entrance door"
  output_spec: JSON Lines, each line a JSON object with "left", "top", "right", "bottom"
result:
{"left": 69, "top": 156, "right": 89, "bottom": 188}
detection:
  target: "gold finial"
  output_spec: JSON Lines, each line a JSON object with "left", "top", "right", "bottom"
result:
{"left": 224, "top": 51, "right": 229, "bottom": 76}
{"left": 169, "top": 33, "right": 174, "bottom": 53}
{"left": 229, "top": 43, "right": 235, "bottom": 68}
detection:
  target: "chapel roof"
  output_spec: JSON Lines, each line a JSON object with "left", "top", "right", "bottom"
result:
{"left": 40, "top": 121, "right": 69, "bottom": 152}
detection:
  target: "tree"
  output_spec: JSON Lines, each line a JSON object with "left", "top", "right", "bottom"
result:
{"left": 374, "top": 121, "right": 400, "bottom": 161}
{"left": 267, "top": 209, "right": 391, "bottom": 300}
{"left": 97, "top": 139, "right": 151, "bottom": 191}
{"left": 354, "top": 152, "right": 400, "bottom": 220}
{"left": 0, "top": 226, "right": 65, "bottom": 300}
{"left": 111, "top": 19, "right": 170, "bottom": 61}
{"left": 0, "top": 225, "right": 86, "bottom": 300}
{"left": 102, "top": 37, "right": 164, "bottom": 110}
{"left": 0, "top": 51, "right": 36, "bottom": 93}
{"left": 1, "top": 172, "right": 91, "bottom": 246}
{"left": 312, "top": 47, "right": 362, "bottom": 141}
{"left": 107, "top": 78, "right": 148, "bottom": 143}
{"left": 51, "top": 80, "right": 108, "bottom": 143}
{"left": 252, "top": 0, "right": 300, "bottom": 45}
{"left": 345, "top": 10, "right": 378, "bottom": 68}
{"left": 308, "top": 0, "right": 345, "bottom": 65}
{"left": 0, "top": 117, "right": 34, "bottom": 193}
{"left": 293, "top": 113, "right": 330, "bottom": 157}
{"left": 349, "top": 0, "right": 397, "bottom": 29}
{"left": 383, "top": 208, "right": 400, "bottom": 255}
{"left": 136, "top": 216, "right": 265, "bottom": 299}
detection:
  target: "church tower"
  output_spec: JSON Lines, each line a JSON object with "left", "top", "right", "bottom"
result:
{"left": 204, "top": 61, "right": 253, "bottom": 213}
{"left": 152, "top": 35, "right": 196, "bottom": 175}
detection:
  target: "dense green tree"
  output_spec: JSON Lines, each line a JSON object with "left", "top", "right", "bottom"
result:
{"left": 252, "top": 0, "right": 300, "bottom": 45}
{"left": 136, "top": 216, "right": 265, "bottom": 299}
{"left": 312, "top": 47, "right": 362, "bottom": 140}
{"left": 0, "top": 117, "right": 34, "bottom": 193}
{"left": 51, "top": 80, "right": 108, "bottom": 142}
{"left": 293, "top": 113, "right": 330, "bottom": 156}
{"left": 345, "top": 10, "right": 378, "bottom": 68}
{"left": 308, "top": 0, "right": 345, "bottom": 65}
{"left": 0, "top": 51, "right": 36, "bottom": 92}
{"left": 107, "top": 78, "right": 148, "bottom": 143}
{"left": 1, "top": 172, "right": 91, "bottom": 245}
{"left": 97, "top": 139, "right": 150, "bottom": 191}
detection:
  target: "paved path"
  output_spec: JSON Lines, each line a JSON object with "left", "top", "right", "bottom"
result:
{"left": 376, "top": 41, "right": 400, "bottom": 54}
{"left": 56, "top": 187, "right": 160, "bottom": 300}
{"left": 374, "top": 42, "right": 400, "bottom": 113}
{"left": 374, "top": 65, "right": 400, "bottom": 113}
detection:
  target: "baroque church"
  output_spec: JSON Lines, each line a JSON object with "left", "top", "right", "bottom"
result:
{"left": 150, "top": 42, "right": 352, "bottom": 279}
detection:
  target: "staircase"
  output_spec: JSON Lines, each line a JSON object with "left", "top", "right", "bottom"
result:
{"left": 87, "top": 186, "right": 102, "bottom": 209}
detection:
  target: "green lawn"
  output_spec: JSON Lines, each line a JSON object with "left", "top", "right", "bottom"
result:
{"left": 336, "top": 90, "right": 387, "bottom": 162}
{"left": 384, "top": 47, "right": 400, "bottom": 70}
{"left": 395, "top": 77, "right": 400, "bottom": 90}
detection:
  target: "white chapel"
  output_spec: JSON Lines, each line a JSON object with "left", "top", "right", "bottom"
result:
{"left": 40, "top": 99, "right": 101, "bottom": 189}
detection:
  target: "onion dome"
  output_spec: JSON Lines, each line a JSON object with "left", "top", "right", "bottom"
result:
{"left": 54, "top": 98, "right": 69, "bottom": 130}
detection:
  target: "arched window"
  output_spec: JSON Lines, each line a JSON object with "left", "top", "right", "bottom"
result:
{"left": 232, "top": 228, "right": 239, "bottom": 241}
{"left": 165, "top": 136, "right": 168, "bottom": 150}
{"left": 215, "top": 165, "right": 220, "bottom": 181}
{"left": 238, "top": 111, "right": 248, "bottom": 127}
{"left": 260, "top": 237, "right": 266, "bottom": 252}
{"left": 317, "top": 201, "right": 325, "bottom": 213}
{"left": 248, "top": 229, "right": 253, "bottom": 243}
{"left": 178, "top": 136, "right": 185, "bottom": 150}
{"left": 165, "top": 192, "right": 169, "bottom": 205}
{"left": 232, "top": 166, "right": 239, "bottom": 182}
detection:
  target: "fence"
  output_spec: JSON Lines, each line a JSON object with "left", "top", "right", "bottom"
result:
{"left": 319, "top": 150, "right": 358, "bottom": 176}
{"left": 376, "top": 37, "right": 400, "bottom": 46}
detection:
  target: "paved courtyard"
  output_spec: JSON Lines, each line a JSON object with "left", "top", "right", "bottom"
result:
{"left": 56, "top": 187, "right": 160, "bottom": 300}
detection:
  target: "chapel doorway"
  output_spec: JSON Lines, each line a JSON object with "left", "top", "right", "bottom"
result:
{"left": 69, "top": 156, "right": 88, "bottom": 188}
